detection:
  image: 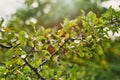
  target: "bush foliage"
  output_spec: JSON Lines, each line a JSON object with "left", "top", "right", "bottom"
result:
{"left": 0, "top": 7, "right": 120, "bottom": 80}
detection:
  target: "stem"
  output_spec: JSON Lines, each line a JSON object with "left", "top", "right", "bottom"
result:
{"left": 22, "top": 58, "right": 45, "bottom": 80}
{"left": 0, "top": 43, "right": 12, "bottom": 49}
{"left": 39, "top": 38, "right": 69, "bottom": 67}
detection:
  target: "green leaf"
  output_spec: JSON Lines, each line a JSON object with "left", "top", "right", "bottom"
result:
{"left": 6, "top": 48, "right": 15, "bottom": 57}
{"left": 36, "top": 36, "right": 46, "bottom": 41}
{"left": 79, "top": 52, "right": 84, "bottom": 57}
{"left": 82, "top": 20, "right": 88, "bottom": 28}
{"left": 6, "top": 32, "right": 14, "bottom": 41}
{"left": 0, "top": 66, "right": 5, "bottom": 75}
{"left": 18, "top": 31, "right": 27, "bottom": 45}
{"left": 15, "top": 48, "right": 26, "bottom": 55}
{"left": 86, "top": 11, "right": 96, "bottom": 26}
{"left": 0, "top": 17, "right": 4, "bottom": 26}
{"left": 64, "top": 18, "right": 77, "bottom": 30}
{"left": 0, "top": 38, "right": 5, "bottom": 43}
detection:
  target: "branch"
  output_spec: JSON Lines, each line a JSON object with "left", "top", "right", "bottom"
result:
{"left": 39, "top": 37, "right": 88, "bottom": 67}
{"left": 39, "top": 38, "right": 70, "bottom": 67}
{"left": 0, "top": 43, "right": 12, "bottom": 49}
{"left": 21, "top": 58, "right": 45, "bottom": 80}
{"left": 25, "top": 38, "right": 36, "bottom": 59}
{"left": 0, "top": 42, "right": 20, "bottom": 49}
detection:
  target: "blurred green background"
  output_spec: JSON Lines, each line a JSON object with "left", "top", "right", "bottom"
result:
{"left": 7, "top": 0, "right": 108, "bottom": 31}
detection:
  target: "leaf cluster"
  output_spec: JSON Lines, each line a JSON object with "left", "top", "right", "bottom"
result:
{"left": 0, "top": 7, "right": 120, "bottom": 80}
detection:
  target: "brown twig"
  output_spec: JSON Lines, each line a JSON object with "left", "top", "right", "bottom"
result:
{"left": 21, "top": 58, "right": 45, "bottom": 80}
{"left": 39, "top": 38, "right": 70, "bottom": 67}
{"left": 25, "top": 38, "right": 36, "bottom": 59}
{"left": 39, "top": 38, "right": 87, "bottom": 67}
{"left": 0, "top": 43, "right": 12, "bottom": 49}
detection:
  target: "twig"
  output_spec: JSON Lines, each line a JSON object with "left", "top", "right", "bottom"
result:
{"left": 39, "top": 38, "right": 87, "bottom": 67}
{"left": 25, "top": 38, "right": 36, "bottom": 59}
{"left": 24, "top": 47, "right": 34, "bottom": 59}
{"left": 0, "top": 42, "right": 20, "bottom": 49}
{"left": 21, "top": 58, "right": 45, "bottom": 80}
{"left": 13, "top": 43, "right": 20, "bottom": 48}
{"left": 39, "top": 38, "right": 70, "bottom": 67}
{"left": 0, "top": 43, "right": 12, "bottom": 49}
